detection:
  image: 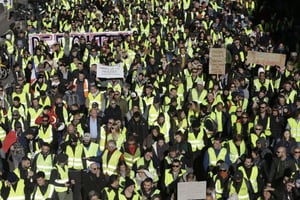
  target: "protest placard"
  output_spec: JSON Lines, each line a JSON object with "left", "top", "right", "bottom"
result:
{"left": 247, "top": 51, "right": 286, "bottom": 67}
{"left": 209, "top": 48, "right": 226, "bottom": 74}
{"left": 96, "top": 63, "right": 124, "bottom": 78}
{"left": 178, "top": 181, "right": 207, "bottom": 200}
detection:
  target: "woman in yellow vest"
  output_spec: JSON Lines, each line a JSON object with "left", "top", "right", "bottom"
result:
{"left": 116, "top": 160, "right": 136, "bottom": 189}
{"left": 177, "top": 109, "right": 189, "bottom": 131}
{"left": 106, "top": 123, "right": 126, "bottom": 150}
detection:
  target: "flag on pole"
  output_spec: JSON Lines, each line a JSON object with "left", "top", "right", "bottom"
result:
{"left": 30, "top": 61, "right": 37, "bottom": 85}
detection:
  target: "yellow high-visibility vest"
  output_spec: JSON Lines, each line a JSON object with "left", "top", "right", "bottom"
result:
{"left": 53, "top": 164, "right": 69, "bottom": 192}
{"left": 82, "top": 142, "right": 100, "bottom": 167}
{"left": 229, "top": 178, "right": 250, "bottom": 200}
{"left": 35, "top": 153, "right": 54, "bottom": 179}
{"left": 66, "top": 145, "right": 84, "bottom": 170}
{"left": 227, "top": 140, "right": 246, "bottom": 163}
{"left": 102, "top": 149, "right": 122, "bottom": 175}
{"left": 288, "top": 118, "right": 300, "bottom": 142}
{"left": 207, "top": 147, "right": 227, "bottom": 166}
{"left": 238, "top": 166, "right": 259, "bottom": 193}
{"left": 187, "top": 128, "right": 205, "bottom": 152}
{"left": 7, "top": 179, "right": 25, "bottom": 200}
{"left": 32, "top": 183, "right": 55, "bottom": 200}
{"left": 38, "top": 125, "right": 53, "bottom": 144}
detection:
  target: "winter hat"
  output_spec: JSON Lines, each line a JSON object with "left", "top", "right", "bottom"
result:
{"left": 124, "top": 177, "right": 135, "bottom": 189}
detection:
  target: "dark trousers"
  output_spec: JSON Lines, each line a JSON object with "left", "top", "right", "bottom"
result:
{"left": 68, "top": 169, "right": 82, "bottom": 200}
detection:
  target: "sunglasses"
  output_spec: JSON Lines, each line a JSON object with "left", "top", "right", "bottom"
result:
{"left": 294, "top": 151, "right": 300, "bottom": 154}
{"left": 172, "top": 165, "right": 180, "bottom": 168}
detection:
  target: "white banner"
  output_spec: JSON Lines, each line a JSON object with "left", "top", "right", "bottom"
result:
{"left": 28, "top": 31, "right": 133, "bottom": 55}
{"left": 97, "top": 63, "right": 124, "bottom": 78}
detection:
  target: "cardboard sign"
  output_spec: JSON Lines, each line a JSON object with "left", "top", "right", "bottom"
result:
{"left": 247, "top": 51, "right": 286, "bottom": 67}
{"left": 209, "top": 48, "right": 226, "bottom": 74}
{"left": 97, "top": 63, "right": 124, "bottom": 78}
{"left": 178, "top": 181, "right": 207, "bottom": 200}
{"left": 28, "top": 31, "right": 132, "bottom": 55}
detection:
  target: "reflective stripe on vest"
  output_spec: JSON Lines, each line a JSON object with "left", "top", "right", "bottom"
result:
{"left": 7, "top": 179, "right": 25, "bottom": 200}
{"left": 188, "top": 129, "right": 205, "bottom": 152}
{"left": 228, "top": 140, "right": 246, "bottom": 163}
{"left": 102, "top": 149, "right": 122, "bottom": 175}
{"left": 36, "top": 153, "right": 54, "bottom": 179}
{"left": 123, "top": 148, "right": 141, "bottom": 168}
{"left": 208, "top": 147, "right": 227, "bottom": 166}
{"left": 38, "top": 126, "right": 53, "bottom": 144}
{"left": 192, "top": 88, "right": 207, "bottom": 104}
{"left": 54, "top": 165, "right": 68, "bottom": 192}
{"left": 288, "top": 118, "right": 300, "bottom": 142}
{"left": 136, "top": 158, "right": 158, "bottom": 182}
{"left": 66, "top": 145, "right": 84, "bottom": 170}
{"left": 33, "top": 184, "right": 55, "bottom": 200}
{"left": 0, "top": 126, "right": 6, "bottom": 142}
{"left": 229, "top": 178, "right": 249, "bottom": 200}
{"left": 82, "top": 142, "right": 99, "bottom": 167}
{"left": 164, "top": 169, "right": 186, "bottom": 186}
{"left": 5, "top": 40, "right": 14, "bottom": 54}
{"left": 148, "top": 105, "right": 162, "bottom": 126}
{"left": 239, "top": 166, "right": 259, "bottom": 193}
{"left": 28, "top": 107, "right": 42, "bottom": 127}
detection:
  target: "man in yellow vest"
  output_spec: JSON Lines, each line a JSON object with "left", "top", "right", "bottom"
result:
{"left": 162, "top": 159, "right": 186, "bottom": 199}
{"left": 286, "top": 110, "right": 300, "bottom": 146}
{"left": 203, "top": 138, "right": 231, "bottom": 174}
{"left": 188, "top": 80, "right": 208, "bottom": 105}
{"left": 37, "top": 114, "right": 54, "bottom": 149}
{"left": 82, "top": 133, "right": 101, "bottom": 168}
{"left": 121, "top": 136, "right": 141, "bottom": 169}
{"left": 133, "top": 148, "right": 159, "bottom": 183}
{"left": 229, "top": 170, "right": 251, "bottom": 200}
{"left": 62, "top": 134, "right": 86, "bottom": 200}
{"left": 238, "top": 156, "right": 261, "bottom": 199}
{"left": 187, "top": 120, "right": 207, "bottom": 180}
{"left": 101, "top": 174, "right": 120, "bottom": 200}
{"left": 72, "top": 71, "right": 89, "bottom": 114}
{"left": 31, "top": 142, "right": 56, "bottom": 180}
{"left": 213, "top": 163, "right": 231, "bottom": 200}
{"left": 101, "top": 139, "right": 124, "bottom": 177}
{"left": 31, "top": 171, "right": 56, "bottom": 199}
{"left": 50, "top": 153, "right": 74, "bottom": 200}
{"left": 226, "top": 134, "right": 247, "bottom": 164}
{"left": 1, "top": 172, "right": 26, "bottom": 200}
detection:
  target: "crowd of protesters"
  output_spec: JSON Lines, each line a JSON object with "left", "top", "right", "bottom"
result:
{"left": 0, "top": 0, "right": 299, "bottom": 199}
